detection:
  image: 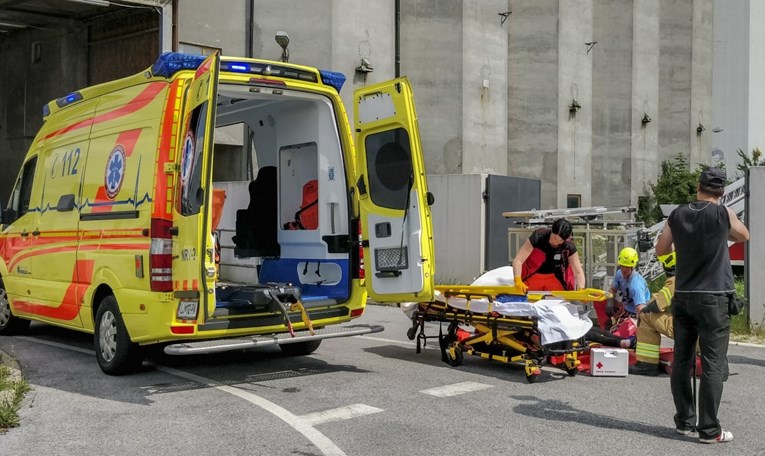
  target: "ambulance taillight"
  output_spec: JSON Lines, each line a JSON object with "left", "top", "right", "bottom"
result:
{"left": 150, "top": 218, "right": 173, "bottom": 292}
{"left": 358, "top": 222, "right": 365, "bottom": 280}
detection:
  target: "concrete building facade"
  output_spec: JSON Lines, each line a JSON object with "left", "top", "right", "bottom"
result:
{"left": 0, "top": 0, "right": 731, "bottom": 209}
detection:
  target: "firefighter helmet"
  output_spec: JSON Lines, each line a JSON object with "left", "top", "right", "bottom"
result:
{"left": 618, "top": 247, "right": 639, "bottom": 268}
{"left": 658, "top": 251, "right": 676, "bottom": 269}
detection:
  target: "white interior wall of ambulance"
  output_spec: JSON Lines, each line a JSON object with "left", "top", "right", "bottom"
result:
{"left": 211, "top": 85, "right": 351, "bottom": 307}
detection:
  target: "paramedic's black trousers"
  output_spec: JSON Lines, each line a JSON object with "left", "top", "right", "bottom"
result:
{"left": 671, "top": 293, "right": 730, "bottom": 439}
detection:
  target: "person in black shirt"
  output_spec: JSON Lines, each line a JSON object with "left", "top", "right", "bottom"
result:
{"left": 512, "top": 218, "right": 585, "bottom": 292}
{"left": 656, "top": 167, "right": 749, "bottom": 444}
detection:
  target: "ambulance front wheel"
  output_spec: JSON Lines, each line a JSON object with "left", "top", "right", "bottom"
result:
{"left": 95, "top": 295, "right": 143, "bottom": 375}
{"left": 0, "top": 280, "right": 31, "bottom": 335}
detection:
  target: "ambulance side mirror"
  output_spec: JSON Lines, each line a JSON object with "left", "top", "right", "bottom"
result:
{"left": 57, "top": 194, "right": 76, "bottom": 212}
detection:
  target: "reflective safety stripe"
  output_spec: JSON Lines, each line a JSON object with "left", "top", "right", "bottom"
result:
{"left": 635, "top": 341, "right": 660, "bottom": 360}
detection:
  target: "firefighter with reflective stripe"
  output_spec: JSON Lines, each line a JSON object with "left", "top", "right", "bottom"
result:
{"left": 629, "top": 252, "right": 677, "bottom": 376}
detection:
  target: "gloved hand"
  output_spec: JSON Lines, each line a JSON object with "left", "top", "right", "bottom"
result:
{"left": 641, "top": 302, "right": 660, "bottom": 314}
{"left": 514, "top": 276, "right": 528, "bottom": 294}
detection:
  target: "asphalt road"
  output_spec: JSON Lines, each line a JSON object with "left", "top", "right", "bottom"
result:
{"left": 1, "top": 305, "right": 764, "bottom": 456}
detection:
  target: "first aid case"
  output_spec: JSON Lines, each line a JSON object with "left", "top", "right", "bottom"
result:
{"left": 590, "top": 347, "right": 629, "bottom": 377}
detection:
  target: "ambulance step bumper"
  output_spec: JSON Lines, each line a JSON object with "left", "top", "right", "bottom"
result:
{"left": 163, "top": 324, "right": 384, "bottom": 355}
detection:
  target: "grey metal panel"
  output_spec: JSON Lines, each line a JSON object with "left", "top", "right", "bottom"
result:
{"left": 427, "top": 174, "right": 484, "bottom": 283}
{"left": 747, "top": 167, "right": 764, "bottom": 329}
{"left": 485, "top": 175, "right": 541, "bottom": 271}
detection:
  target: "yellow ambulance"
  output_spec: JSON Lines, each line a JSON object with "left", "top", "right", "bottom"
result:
{"left": 0, "top": 52, "right": 435, "bottom": 375}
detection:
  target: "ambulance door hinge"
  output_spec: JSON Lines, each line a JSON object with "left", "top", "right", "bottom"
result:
{"left": 164, "top": 163, "right": 180, "bottom": 174}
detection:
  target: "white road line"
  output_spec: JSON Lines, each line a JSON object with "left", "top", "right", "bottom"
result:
{"left": 419, "top": 381, "right": 493, "bottom": 397}
{"left": 17, "top": 336, "right": 93, "bottom": 355}
{"left": 16, "top": 336, "right": 348, "bottom": 456}
{"left": 358, "top": 335, "right": 435, "bottom": 349}
{"left": 300, "top": 404, "right": 383, "bottom": 426}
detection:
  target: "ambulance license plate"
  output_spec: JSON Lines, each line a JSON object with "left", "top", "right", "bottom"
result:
{"left": 177, "top": 300, "right": 199, "bottom": 320}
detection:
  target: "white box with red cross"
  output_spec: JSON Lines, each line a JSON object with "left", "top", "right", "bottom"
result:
{"left": 590, "top": 347, "right": 629, "bottom": 377}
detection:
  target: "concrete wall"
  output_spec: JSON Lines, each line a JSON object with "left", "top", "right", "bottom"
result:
{"left": 557, "top": 0, "right": 593, "bottom": 209}
{"left": 179, "top": 0, "right": 248, "bottom": 56}
{"left": 0, "top": 28, "right": 87, "bottom": 204}
{"left": 689, "top": 0, "right": 714, "bottom": 166}
{"left": 400, "top": 0, "right": 463, "bottom": 174}
{"left": 747, "top": 166, "right": 764, "bottom": 329}
{"left": 658, "top": 0, "right": 714, "bottom": 169}
{"left": 592, "top": 0, "right": 633, "bottom": 207}
{"left": 460, "top": 0, "right": 508, "bottom": 175}
{"left": 747, "top": 2, "right": 765, "bottom": 160}
{"left": 711, "top": 0, "right": 748, "bottom": 172}
{"left": 507, "top": 0, "right": 559, "bottom": 208}
{"left": 631, "top": 0, "right": 660, "bottom": 201}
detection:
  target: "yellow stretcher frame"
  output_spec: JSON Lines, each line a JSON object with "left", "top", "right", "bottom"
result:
{"left": 407, "top": 287, "right": 612, "bottom": 383}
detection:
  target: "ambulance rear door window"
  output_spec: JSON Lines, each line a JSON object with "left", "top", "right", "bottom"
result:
{"left": 180, "top": 102, "right": 208, "bottom": 216}
{"left": 364, "top": 128, "right": 413, "bottom": 210}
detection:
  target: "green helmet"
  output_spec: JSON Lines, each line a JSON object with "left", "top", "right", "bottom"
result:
{"left": 618, "top": 247, "right": 639, "bottom": 268}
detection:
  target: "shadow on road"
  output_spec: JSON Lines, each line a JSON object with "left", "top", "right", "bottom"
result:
{"left": 728, "top": 354, "right": 765, "bottom": 369}
{"left": 363, "top": 344, "right": 573, "bottom": 385}
{"left": 6, "top": 323, "right": 371, "bottom": 405}
{"left": 511, "top": 395, "right": 686, "bottom": 441}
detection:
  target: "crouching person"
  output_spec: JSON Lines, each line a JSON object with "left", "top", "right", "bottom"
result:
{"left": 629, "top": 252, "right": 677, "bottom": 376}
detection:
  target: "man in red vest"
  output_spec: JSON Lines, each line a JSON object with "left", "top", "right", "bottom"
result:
{"left": 512, "top": 218, "right": 585, "bottom": 292}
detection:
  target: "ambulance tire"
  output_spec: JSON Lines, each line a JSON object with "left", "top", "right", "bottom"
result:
{"left": 95, "top": 296, "right": 143, "bottom": 375}
{"left": 0, "top": 281, "right": 30, "bottom": 335}
{"left": 279, "top": 339, "right": 322, "bottom": 356}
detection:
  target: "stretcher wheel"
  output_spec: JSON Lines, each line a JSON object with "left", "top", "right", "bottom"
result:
{"left": 446, "top": 346, "right": 463, "bottom": 367}
{"left": 566, "top": 366, "right": 579, "bottom": 377}
{"left": 407, "top": 326, "right": 417, "bottom": 340}
{"left": 525, "top": 371, "right": 540, "bottom": 383}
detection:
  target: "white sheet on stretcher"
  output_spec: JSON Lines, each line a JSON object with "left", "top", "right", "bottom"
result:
{"left": 401, "top": 265, "right": 593, "bottom": 345}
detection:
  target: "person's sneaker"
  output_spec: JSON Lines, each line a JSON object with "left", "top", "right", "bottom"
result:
{"left": 700, "top": 430, "right": 733, "bottom": 444}
{"left": 676, "top": 427, "right": 697, "bottom": 436}
{"left": 629, "top": 361, "right": 659, "bottom": 376}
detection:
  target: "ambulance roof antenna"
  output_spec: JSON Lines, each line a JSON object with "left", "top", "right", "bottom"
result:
{"left": 275, "top": 31, "right": 290, "bottom": 63}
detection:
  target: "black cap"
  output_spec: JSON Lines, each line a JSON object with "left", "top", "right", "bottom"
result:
{"left": 699, "top": 167, "right": 726, "bottom": 189}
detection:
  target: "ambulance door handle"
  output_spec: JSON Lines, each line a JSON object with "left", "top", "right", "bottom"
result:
{"left": 169, "top": 226, "right": 179, "bottom": 236}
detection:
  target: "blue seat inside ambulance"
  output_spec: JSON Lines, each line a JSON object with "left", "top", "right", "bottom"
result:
{"left": 259, "top": 258, "right": 350, "bottom": 303}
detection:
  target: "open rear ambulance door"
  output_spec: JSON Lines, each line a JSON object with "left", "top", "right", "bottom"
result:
{"left": 353, "top": 78, "right": 435, "bottom": 303}
{"left": 172, "top": 52, "right": 220, "bottom": 322}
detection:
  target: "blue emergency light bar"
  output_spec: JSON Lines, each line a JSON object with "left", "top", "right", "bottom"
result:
{"left": 150, "top": 52, "right": 346, "bottom": 93}
{"left": 151, "top": 52, "right": 207, "bottom": 78}
{"left": 319, "top": 70, "right": 346, "bottom": 93}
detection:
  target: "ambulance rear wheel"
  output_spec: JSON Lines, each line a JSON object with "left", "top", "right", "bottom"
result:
{"left": 0, "top": 280, "right": 30, "bottom": 335}
{"left": 95, "top": 295, "right": 143, "bottom": 375}
{"left": 280, "top": 339, "right": 322, "bottom": 356}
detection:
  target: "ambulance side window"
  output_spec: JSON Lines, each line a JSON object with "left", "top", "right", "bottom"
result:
{"left": 181, "top": 102, "right": 208, "bottom": 216}
{"left": 13, "top": 156, "right": 38, "bottom": 220}
{"left": 364, "top": 128, "right": 413, "bottom": 210}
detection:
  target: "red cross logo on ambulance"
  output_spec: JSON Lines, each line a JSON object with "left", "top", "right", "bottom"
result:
{"left": 180, "top": 130, "right": 195, "bottom": 184}
{"left": 104, "top": 145, "right": 126, "bottom": 199}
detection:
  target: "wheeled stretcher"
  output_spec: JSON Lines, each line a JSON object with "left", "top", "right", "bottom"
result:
{"left": 405, "top": 286, "right": 610, "bottom": 383}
